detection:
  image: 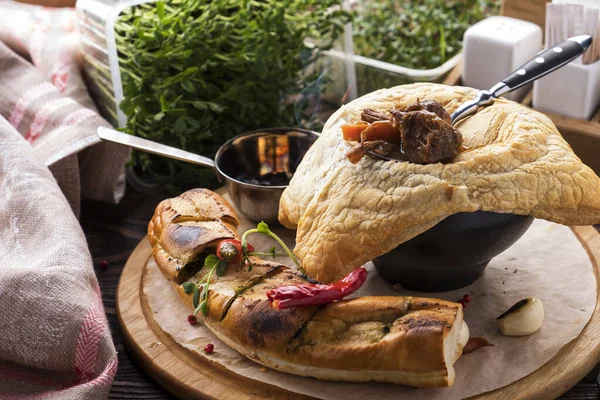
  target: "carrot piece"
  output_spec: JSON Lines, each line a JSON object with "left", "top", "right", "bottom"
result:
{"left": 361, "top": 121, "right": 399, "bottom": 143}
{"left": 342, "top": 123, "right": 369, "bottom": 142}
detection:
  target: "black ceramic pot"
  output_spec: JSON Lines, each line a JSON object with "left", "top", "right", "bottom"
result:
{"left": 372, "top": 212, "right": 534, "bottom": 292}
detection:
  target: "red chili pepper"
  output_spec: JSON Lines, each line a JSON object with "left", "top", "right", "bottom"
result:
{"left": 216, "top": 239, "right": 255, "bottom": 263}
{"left": 266, "top": 268, "right": 368, "bottom": 309}
{"left": 216, "top": 239, "right": 243, "bottom": 263}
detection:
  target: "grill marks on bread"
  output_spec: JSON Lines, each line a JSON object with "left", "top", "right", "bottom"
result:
{"left": 148, "top": 189, "right": 240, "bottom": 283}
{"left": 154, "top": 189, "right": 466, "bottom": 387}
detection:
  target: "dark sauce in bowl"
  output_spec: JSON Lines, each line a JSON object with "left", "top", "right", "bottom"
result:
{"left": 236, "top": 171, "right": 291, "bottom": 186}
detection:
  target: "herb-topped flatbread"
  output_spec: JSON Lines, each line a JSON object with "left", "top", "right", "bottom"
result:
{"left": 149, "top": 189, "right": 469, "bottom": 387}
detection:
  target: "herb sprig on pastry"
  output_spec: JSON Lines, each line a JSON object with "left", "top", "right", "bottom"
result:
{"left": 279, "top": 83, "right": 600, "bottom": 283}
{"left": 148, "top": 189, "right": 472, "bottom": 387}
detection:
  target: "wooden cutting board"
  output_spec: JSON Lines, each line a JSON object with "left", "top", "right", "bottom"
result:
{"left": 116, "top": 222, "right": 600, "bottom": 400}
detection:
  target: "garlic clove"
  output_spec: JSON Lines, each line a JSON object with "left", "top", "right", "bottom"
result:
{"left": 496, "top": 298, "right": 544, "bottom": 336}
{"left": 459, "top": 321, "right": 470, "bottom": 349}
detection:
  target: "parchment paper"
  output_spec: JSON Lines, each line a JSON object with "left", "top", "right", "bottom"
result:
{"left": 143, "top": 219, "right": 596, "bottom": 399}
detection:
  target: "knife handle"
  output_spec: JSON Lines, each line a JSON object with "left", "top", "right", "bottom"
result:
{"left": 502, "top": 35, "right": 592, "bottom": 92}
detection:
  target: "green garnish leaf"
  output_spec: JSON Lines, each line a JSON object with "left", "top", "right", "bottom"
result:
{"left": 156, "top": 0, "right": 164, "bottom": 19}
{"left": 204, "top": 254, "right": 220, "bottom": 269}
{"left": 114, "top": 0, "right": 351, "bottom": 190}
{"left": 200, "top": 301, "right": 208, "bottom": 316}
{"left": 257, "top": 221, "right": 270, "bottom": 234}
{"left": 215, "top": 260, "right": 227, "bottom": 277}
{"left": 199, "top": 284, "right": 207, "bottom": 300}
{"left": 352, "top": 0, "right": 500, "bottom": 72}
{"left": 192, "top": 286, "right": 200, "bottom": 308}
{"left": 182, "top": 282, "right": 196, "bottom": 294}
{"left": 269, "top": 246, "right": 276, "bottom": 258}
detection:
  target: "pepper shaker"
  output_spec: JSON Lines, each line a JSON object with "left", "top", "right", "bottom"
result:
{"left": 462, "top": 16, "right": 543, "bottom": 102}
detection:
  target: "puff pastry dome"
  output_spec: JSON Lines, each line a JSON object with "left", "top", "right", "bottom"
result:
{"left": 279, "top": 83, "right": 600, "bottom": 283}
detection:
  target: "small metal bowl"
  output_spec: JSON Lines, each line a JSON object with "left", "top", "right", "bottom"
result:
{"left": 214, "top": 128, "right": 318, "bottom": 224}
{"left": 97, "top": 126, "right": 318, "bottom": 225}
{"left": 372, "top": 211, "right": 534, "bottom": 292}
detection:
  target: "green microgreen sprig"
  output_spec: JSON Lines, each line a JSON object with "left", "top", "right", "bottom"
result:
{"left": 248, "top": 246, "right": 285, "bottom": 259}
{"left": 182, "top": 254, "right": 228, "bottom": 316}
{"left": 352, "top": 0, "right": 501, "bottom": 71}
{"left": 242, "top": 221, "right": 304, "bottom": 272}
{"left": 114, "top": 0, "right": 351, "bottom": 191}
{"left": 182, "top": 221, "right": 304, "bottom": 318}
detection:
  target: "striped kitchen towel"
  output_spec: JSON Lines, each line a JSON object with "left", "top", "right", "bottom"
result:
{"left": 0, "top": 114, "right": 118, "bottom": 399}
{"left": 0, "top": 3, "right": 123, "bottom": 399}
{"left": 0, "top": 2, "right": 129, "bottom": 217}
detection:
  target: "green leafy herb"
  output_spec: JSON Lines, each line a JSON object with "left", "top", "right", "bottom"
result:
{"left": 204, "top": 254, "right": 221, "bottom": 270}
{"left": 182, "top": 282, "right": 196, "bottom": 294}
{"left": 114, "top": 0, "right": 350, "bottom": 190}
{"left": 183, "top": 253, "right": 230, "bottom": 317}
{"left": 352, "top": 0, "right": 501, "bottom": 71}
{"left": 215, "top": 260, "right": 228, "bottom": 277}
{"left": 257, "top": 221, "right": 270, "bottom": 234}
{"left": 246, "top": 246, "right": 284, "bottom": 259}
{"left": 199, "top": 301, "right": 208, "bottom": 317}
{"left": 192, "top": 286, "right": 200, "bottom": 308}
{"left": 182, "top": 224, "right": 306, "bottom": 318}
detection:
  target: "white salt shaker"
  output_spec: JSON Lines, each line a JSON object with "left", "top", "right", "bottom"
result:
{"left": 462, "top": 16, "right": 543, "bottom": 102}
{"left": 532, "top": 59, "right": 600, "bottom": 120}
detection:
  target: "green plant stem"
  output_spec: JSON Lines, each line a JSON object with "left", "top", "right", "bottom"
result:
{"left": 248, "top": 251, "right": 288, "bottom": 257}
{"left": 242, "top": 229, "right": 303, "bottom": 270}
{"left": 193, "top": 264, "right": 216, "bottom": 315}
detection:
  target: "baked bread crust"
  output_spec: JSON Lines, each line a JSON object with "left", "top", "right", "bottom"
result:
{"left": 148, "top": 188, "right": 240, "bottom": 283}
{"left": 174, "top": 279, "right": 463, "bottom": 387}
{"left": 279, "top": 83, "right": 600, "bottom": 282}
{"left": 149, "top": 189, "right": 466, "bottom": 387}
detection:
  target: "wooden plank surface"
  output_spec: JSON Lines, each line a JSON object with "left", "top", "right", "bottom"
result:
{"left": 502, "top": 0, "right": 550, "bottom": 31}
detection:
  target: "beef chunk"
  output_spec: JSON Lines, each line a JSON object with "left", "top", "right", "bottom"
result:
{"left": 361, "top": 108, "right": 390, "bottom": 123}
{"left": 391, "top": 102, "right": 462, "bottom": 164}
{"left": 344, "top": 99, "right": 462, "bottom": 165}
{"left": 362, "top": 140, "right": 406, "bottom": 161}
{"left": 399, "top": 99, "right": 452, "bottom": 124}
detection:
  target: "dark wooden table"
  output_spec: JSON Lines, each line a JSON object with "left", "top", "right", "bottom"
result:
{"left": 81, "top": 185, "right": 600, "bottom": 400}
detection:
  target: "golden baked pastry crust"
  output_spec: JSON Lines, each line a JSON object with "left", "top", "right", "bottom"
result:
{"left": 174, "top": 280, "right": 463, "bottom": 387}
{"left": 279, "top": 83, "right": 600, "bottom": 283}
{"left": 148, "top": 188, "right": 240, "bottom": 283}
{"left": 150, "top": 189, "right": 466, "bottom": 387}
